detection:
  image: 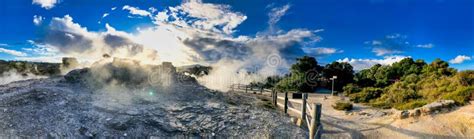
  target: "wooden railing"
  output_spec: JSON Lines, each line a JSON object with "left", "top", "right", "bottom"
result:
{"left": 229, "top": 84, "right": 323, "bottom": 139}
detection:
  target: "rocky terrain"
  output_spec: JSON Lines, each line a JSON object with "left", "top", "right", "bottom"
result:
{"left": 0, "top": 59, "right": 306, "bottom": 138}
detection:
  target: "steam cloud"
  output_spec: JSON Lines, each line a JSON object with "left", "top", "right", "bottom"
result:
{"left": 0, "top": 70, "right": 46, "bottom": 85}
{"left": 27, "top": 0, "right": 323, "bottom": 91}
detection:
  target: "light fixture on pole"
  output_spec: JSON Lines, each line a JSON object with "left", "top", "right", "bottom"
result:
{"left": 330, "top": 76, "right": 337, "bottom": 96}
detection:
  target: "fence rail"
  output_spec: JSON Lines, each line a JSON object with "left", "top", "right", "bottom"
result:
{"left": 229, "top": 84, "right": 323, "bottom": 139}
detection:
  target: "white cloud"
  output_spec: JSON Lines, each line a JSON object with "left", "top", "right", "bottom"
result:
{"left": 123, "top": 5, "right": 151, "bottom": 17}
{"left": 30, "top": 1, "right": 322, "bottom": 92}
{"left": 268, "top": 4, "right": 290, "bottom": 27}
{"left": 111, "top": 7, "right": 117, "bottom": 10}
{"left": 34, "top": 15, "right": 160, "bottom": 64}
{"left": 449, "top": 55, "right": 471, "bottom": 64}
{"left": 33, "top": 15, "right": 45, "bottom": 26}
{"left": 0, "top": 48, "right": 27, "bottom": 57}
{"left": 416, "top": 43, "right": 434, "bottom": 48}
{"left": 154, "top": 0, "right": 247, "bottom": 34}
{"left": 149, "top": 7, "right": 157, "bottom": 13}
{"left": 372, "top": 47, "right": 403, "bottom": 56}
{"left": 368, "top": 33, "right": 409, "bottom": 56}
{"left": 24, "top": 40, "right": 59, "bottom": 56}
{"left": 371, "top": 40, "right": 382, "bottom": 45}
{"left": 32, "top": 0, "right": 59, "bottom": 9}
{"left": 337, "top": 55, "right": 409, "bottom": 71}
{"left": 303, "top": 47, "right": 343, "bottom": 55}
{"left": 102, "top": 13, "right": 109, "bottom": 18}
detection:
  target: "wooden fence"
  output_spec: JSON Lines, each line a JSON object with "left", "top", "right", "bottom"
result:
{"left": 230, "top": 84, "right": 323, "bottom": 139}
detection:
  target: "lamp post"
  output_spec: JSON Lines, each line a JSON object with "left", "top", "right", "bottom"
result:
{"left": 330, "top": 76, "right": 337, "bottom": 96}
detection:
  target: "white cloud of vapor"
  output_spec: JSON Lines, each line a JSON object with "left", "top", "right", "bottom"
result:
{"left": 416, "top": 43, "right": 434, "bottom": 48}
{"left": 0, "top": 70, "right": 46, "bottom": 85}
{"left": 0, "top": 48, "right": 27, "bottom": 57}
{"left": 25, "top": 0, "right": 324, "bottom": 91}
{"left": 122, "top": 5, "right": 151, "bottom": 17}
{"left": 268, "top": 4, "right": 290, "bottom": 31}
{"left": 32, "top": 0, "right": 59, "bottom": 9}
{"left": 33, "top": 15, "right": 45, "bottom": 26}
{"left": 337, "top": 55, "right": 409, "bottom": 71}
{"left": 449, "top": 55, "right": 471, "bottom": 64}
{"left": 303, "top": 47, "right": 343, "bottom": 55}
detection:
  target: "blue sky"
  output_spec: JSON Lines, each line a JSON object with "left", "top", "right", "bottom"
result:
{"left": 0, "top": 0, "right": 472, "bottom": 70}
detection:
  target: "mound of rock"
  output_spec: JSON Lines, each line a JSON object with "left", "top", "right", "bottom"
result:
{"left": 420, "top": 100, "right": 455, "bottom": 115}
{"left": 398, "top": 100, "right": 456, "bottom": 119}
{"left": 0, "top": 59, "right": 305, "bottom": 138}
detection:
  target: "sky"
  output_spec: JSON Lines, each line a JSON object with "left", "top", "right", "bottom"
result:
{"left": 0, "top": 0, "right": 473, "bottom": 71}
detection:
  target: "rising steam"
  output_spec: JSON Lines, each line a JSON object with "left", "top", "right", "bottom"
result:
{"left": 24, "top": 0, "right": 322, "bottom": 92}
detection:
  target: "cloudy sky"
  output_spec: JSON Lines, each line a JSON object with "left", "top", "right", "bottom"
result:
{"left": 0, "top": 0, "right": 473, "bottom": 70}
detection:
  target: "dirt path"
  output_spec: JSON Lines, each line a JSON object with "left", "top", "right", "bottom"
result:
{"left": 237, "top": 90, "right": 474, "bottom": 138}
{"left": 307, "top": 94, "right": 474, "bottom": 138}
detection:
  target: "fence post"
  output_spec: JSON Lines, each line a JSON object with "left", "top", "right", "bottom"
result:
{"left": 310, "top": 103, "right": 322, "bottom": 139}
{"left": 260, "top": 87, "right": 263, "bottom": 94}
{"left": 245, "top": 86, "right": 248, "bottom": 93}
{"left": 301, "top": 93, "right": 307, "bottom": 122}
{"left": 284, "top": 92, "right": 288, "bottom": 114}
{"left": 273, "top": 90, "right": 277, "bottom": 106}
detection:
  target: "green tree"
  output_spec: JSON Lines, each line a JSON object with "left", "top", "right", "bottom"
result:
{"left": 322, "top": 62, "right": 354, "bottom": 91}
{"left": 276, "top": 56, "right": 323, "bottom": 92}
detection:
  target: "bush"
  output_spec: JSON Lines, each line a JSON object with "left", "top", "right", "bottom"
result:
{"left": 343, "top": 84, "right": 361, "bottom": 96}
{"left": 370, "top": 100, "right": 392, "bottom": 109}
{"left": 349, "top": 87, "right": 383, "bottom": 103}
{"left": 332, "top": 101, "right": 353, "bottom": 111}
{"left": 442, "top": 87, "right": 474, "bottom": 105}
{"left": 393, "top": 100, "right": 428, "bottom": 110}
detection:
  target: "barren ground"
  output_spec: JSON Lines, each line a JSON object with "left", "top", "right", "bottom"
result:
{"left": 0, "top": 77, "right": 307, "bottom": 138}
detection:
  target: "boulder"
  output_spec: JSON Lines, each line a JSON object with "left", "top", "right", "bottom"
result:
{"left": 399, "top": 110, "right": 409, "bottom": 119}
{"left": 64, "top": 68, "right": 91, "bottom": 83}
{"left": 409, "top": 108, "right": 421, "bottom": 117}
{"left": 420, "top": 100, "right": 455, "bottom": 115}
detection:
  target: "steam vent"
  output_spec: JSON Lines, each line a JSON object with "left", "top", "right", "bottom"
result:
{"left": 0, "top": 58, "right": 305, "bottom": 137}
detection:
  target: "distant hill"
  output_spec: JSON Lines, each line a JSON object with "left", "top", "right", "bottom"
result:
{"left": 0, "top": 60, "right": 61, "bottom": 76}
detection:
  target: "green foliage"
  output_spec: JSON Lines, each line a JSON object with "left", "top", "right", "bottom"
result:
{"left": 422, "top": 58, "right": 457, "bottom": 76}
{"left": 290, "top": 56, "right": 323, "bottom": 75}
{"left": 332, "top": 101, "right": 353, "bottom": 111}
{"left": 345, "top": 57, "right": 472, "bottom": 110}
{"left": 343, "top": 83, "right": 361, "bottom": 96}
{"left": 457, "top": 70, "right": 474, "bottom": 86}
{"left": 276, "top": 56, "right": 323, "bottom": 92}
{"left": 322, "top": 62, "right": 354, "bottom": 91}
{"left": 394, "top": 100, "right": 428, "bottom": 110}
{"left": 442, "top": 86, "right": 474, "bottom": 105}
{"left": 349, "top": 87, "right": 383, "bottom": 103}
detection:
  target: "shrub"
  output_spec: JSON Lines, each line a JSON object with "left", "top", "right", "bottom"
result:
{"left": 370, "top": 100, "right": 392, "bottom": 109}
{"left": 343, "top": 84, "right": 361, "bottom": 96}
{"left": 333, "top": 101, "right": 353, "bottom": 111}
{"left": 442, "top": 86, "right": 474, "bottom": 105}
{"left": 394, "top": 100, "right": 428, "bottom": 110}
{"left": 349, "top": 87, "right": 383, "bottom": 103}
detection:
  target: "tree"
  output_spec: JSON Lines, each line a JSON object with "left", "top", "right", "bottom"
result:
{"left": 322, "top": 62, "right": 354, "bottom": 91}
{"left": 276, "top": 56, "right": 323, "bottom": 92}
{"left": 422, "top": 58, "right": 456, "bottom": 76}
